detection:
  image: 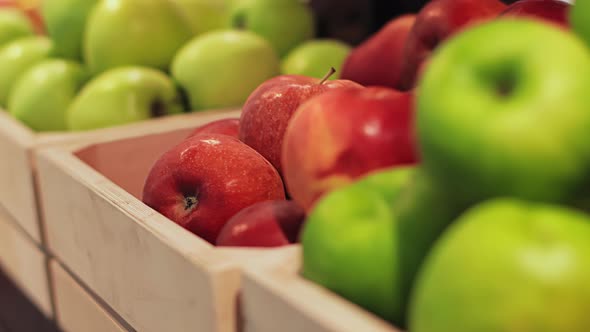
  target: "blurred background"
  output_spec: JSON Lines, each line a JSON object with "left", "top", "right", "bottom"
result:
{"left": 311, "top": 0, "right": 523, "bottom": 46}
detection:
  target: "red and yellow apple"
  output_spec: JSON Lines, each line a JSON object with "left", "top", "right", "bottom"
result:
{"left": 282, "top": 86, "right": 418, "bottom": 211}
{"left": 340, "top": 14, "right": 416, "bottom": 90}
{"left": 239, "top": 73, "right": 361, "bottom": 176}
{"left": 398, "top": 0, "right": 506, "bottom": 90}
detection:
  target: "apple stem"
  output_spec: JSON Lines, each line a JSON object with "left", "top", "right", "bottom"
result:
{"left": 319, "top": 67, "right": 336, "bottom": 85}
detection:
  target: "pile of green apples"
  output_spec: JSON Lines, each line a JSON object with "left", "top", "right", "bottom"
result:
{"left": 0, "top": 0, "right": 353, "bottom": 132}
{"left": 302, "top": 1, "right": 590, "bottom": 332}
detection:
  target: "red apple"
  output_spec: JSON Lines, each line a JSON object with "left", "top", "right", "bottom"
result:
{"left": 187, "top": 118, "right": 240, "bottom": 139}
{"left": 340, "top": 14, "right": 416, "bottom": 90}
{"left": 282, "top": 87, "right": 418, "bottom": 211}
{"left": 239, "top": 72, "right": 362, "bottom": 176}
{"left": 500, "top": 0, "right": 570, "bottom": 28}
{"left": 398, "top": 0, "right": 506, "bottom": 90}
{"left": 142, "top": 134, "right": 286, "bottom": 243}
{"left": 216, "top": 200, "right": 305, "bottom": 247}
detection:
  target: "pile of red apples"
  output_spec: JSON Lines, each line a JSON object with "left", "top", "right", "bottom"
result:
{"left": 142, "top": 0, "right": 572, "bottom": 247}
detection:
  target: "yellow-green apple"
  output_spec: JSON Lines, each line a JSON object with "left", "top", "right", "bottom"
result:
{"left": 187, "top": 118, "right": 240, "bottom": 139}
{"left": 1, "top": 0, "right": 44, "bottom": 34}
{"left": 216, "top": 199, "right": 305, "bottom": 247}
{"left": 302, "top": 166, "right": 415, "bottom": 324}
{"left": 0, "top": 8, "right": 34, "bottom": 47}
{"left": 8, "top": 59, "right": 87, "bottom": 131}
{"left": 239, "top": 71, "right": 362, "bottom": 176}
{"left": 41, "top": 0, "right": 98, "bottom": 60}
{"left": 570, "top": 0, "right": 590, "bottom": 46}
{"left": 17, "top": 0, "right": 44, "bottom": 33}
{"left": 282, "top": 86, "right": 418, "bottom": 211}
{"left": 281, "top": 39, "right": 351, "bottom": 79}
{"left": 84, "top": 0, "right": 193, "bottom": 74}
{"left": 341, "top": 15, "right": 415, "bottom": 90}
{"left": 228, "top": 0, "right": 315, "bottom": 57}
{"left": 142, "top": 133, "right": 286, "bottom": 243}
{"left": 410, "top": 199, "right": 590, "bottom": 332}
{"left": 0, "top": 36, "right": 53, "bottom": 107}
{"left": 67, "top": 67, "right": 184, "bottom": 131}
{"left": 398, "top": 0, "right": 506, "bottom": 90}
{"left": 417, "top": 19, "right": 590, "bottom": 205}
{"left": 171, "top": 29, "right": 280, "bottom": 111}
{"left": 500, "top": 0, "right": 571, "bottom": 28}
{"left": 172, "top": 0, "right": 230, "bottom": 36}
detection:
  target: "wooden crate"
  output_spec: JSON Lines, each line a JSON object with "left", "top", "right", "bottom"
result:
{"left": 0, "top": 203, "right": 52, "bottom": 318}
{"left": 242, "top": 247, "right": 402, "bottom": 332}
{"left": 50, "top": 260, "right": 132, "bottom": 332}
{"left": 0, "top": 109, "right": 238, "bottom": 245}
{"left": 35, "top": 113, "right": 301, "bottom": 332}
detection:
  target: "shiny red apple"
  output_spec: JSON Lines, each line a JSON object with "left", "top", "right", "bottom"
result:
{"left": 239, "top": 72, "right": 362, "bottom": 176}
{"left": 398, "top": 0, "right": 506, "bottom": 90}
{"left": 500, "top": 0, "right": 570, "bottom": 28}
{"left": 187, "top": 118, "right": 240, "bottom": 139}
{"left": 142, "top": 134, "right": 286, "bottom": 243}
{"left": 341, "top": 14, "right": 416, "bottom": 90}
{"left": 216, "top": 200, "right": 305, "bottom": 247}
{"left": 282, "top": 86, "right": 418, "bottom": 211}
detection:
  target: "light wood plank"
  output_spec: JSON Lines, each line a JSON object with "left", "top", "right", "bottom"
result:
{"left": 0, "top": 109, "right": 241, "bottom": 245}
{"left": 242, "top": 246, "right": 402, "bottom": 332}
{"left": 50, "top": 260, "right": 131, "bottom": 332}
{"left": 0, "top": 112, "right": 40, "bottom": 242}
{"left": 0, "top": 204, "right": 52, "bottom": 317}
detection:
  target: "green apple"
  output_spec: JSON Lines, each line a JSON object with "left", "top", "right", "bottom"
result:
{"left": 302, "top": 166, "right": 415, "bottom": 324}
{"left": 570, "top": 0, "right": 590, "bottom": 47}
{"left": 171, "top": 29, "right": 280, "bottom": 111}
{"left": 67, "top": 67, "right": 184, "bottom": 131}
{"left": 0, "top": 36, "right": 53, "bottom": 107}
{"left": 84, "top": 0, "right": 193, "bottom": 74}
{"left": 391, "top": 169, "right": 471, "bottom": 324}
{"left": 0, "top": 8, "right": 34, "bottom": 48}
{"left": 41, "top": 0, "right": 98, "bottom": 60}
{"left": 281, "top": 39, "right": 351, "bottom": 79}
{"left": 172, "top": 0, "right": 230, "bottom": 36}
{"left": 8, "top": 59, "right": 87, "bottom": 131}
{"left": 228, "top": 0, "right": 315, "bottom": 57}
{"left": 418, "top": 19, "right": 590, "bottom": 205}
{"left": 410, "top": 198, "right": 590, "bottom": 332}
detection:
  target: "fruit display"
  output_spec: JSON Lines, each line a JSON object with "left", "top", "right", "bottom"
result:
{"left": 138, "top": 0, "right": 590, "bottom": 330}
{"left": 5, "top": 0, "right": 590, "bottom": 330}
{"left": 1, "top": 0, "right": 352, "bottom": 132}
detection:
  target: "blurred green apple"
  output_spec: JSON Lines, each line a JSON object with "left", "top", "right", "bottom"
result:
{"left": 84, "top": 0, "right": 193, "bottom": 74}
{"left": 303, "top": 166, "right": 415, "bottom": 324}
{"left": 410, "top": 199, "right": 590, "bottom": 332}
{"left": 173, "top": 0, "right": 230, "bottom": 36}
{"left": 570, "top": 0, "right": 590, "bottom": 47}
{"left": 0, "top": 8, "right": 34, "bottom": 48}
{"left": 67, "top": 67, "right": 185, "bottom": 131}
{"left": 41, "top": 0, "right": 98, "bottom": 60}
{"left": 0, "top": 36, "right": 53, "bottom": 107}
{"left": 228, "top": 0, "right": 315, "bottom": 57}
{"left": 418, "top": 19, "right": 590, "bottom": 205}
{"left": 281, "top": 39, "right": 351, "bottom": 79}
{"left": 8, "top": 59, "right": 87, "bottom": 131}
{"left": 172, "top": 29, "right": 280, "bottom": 111}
